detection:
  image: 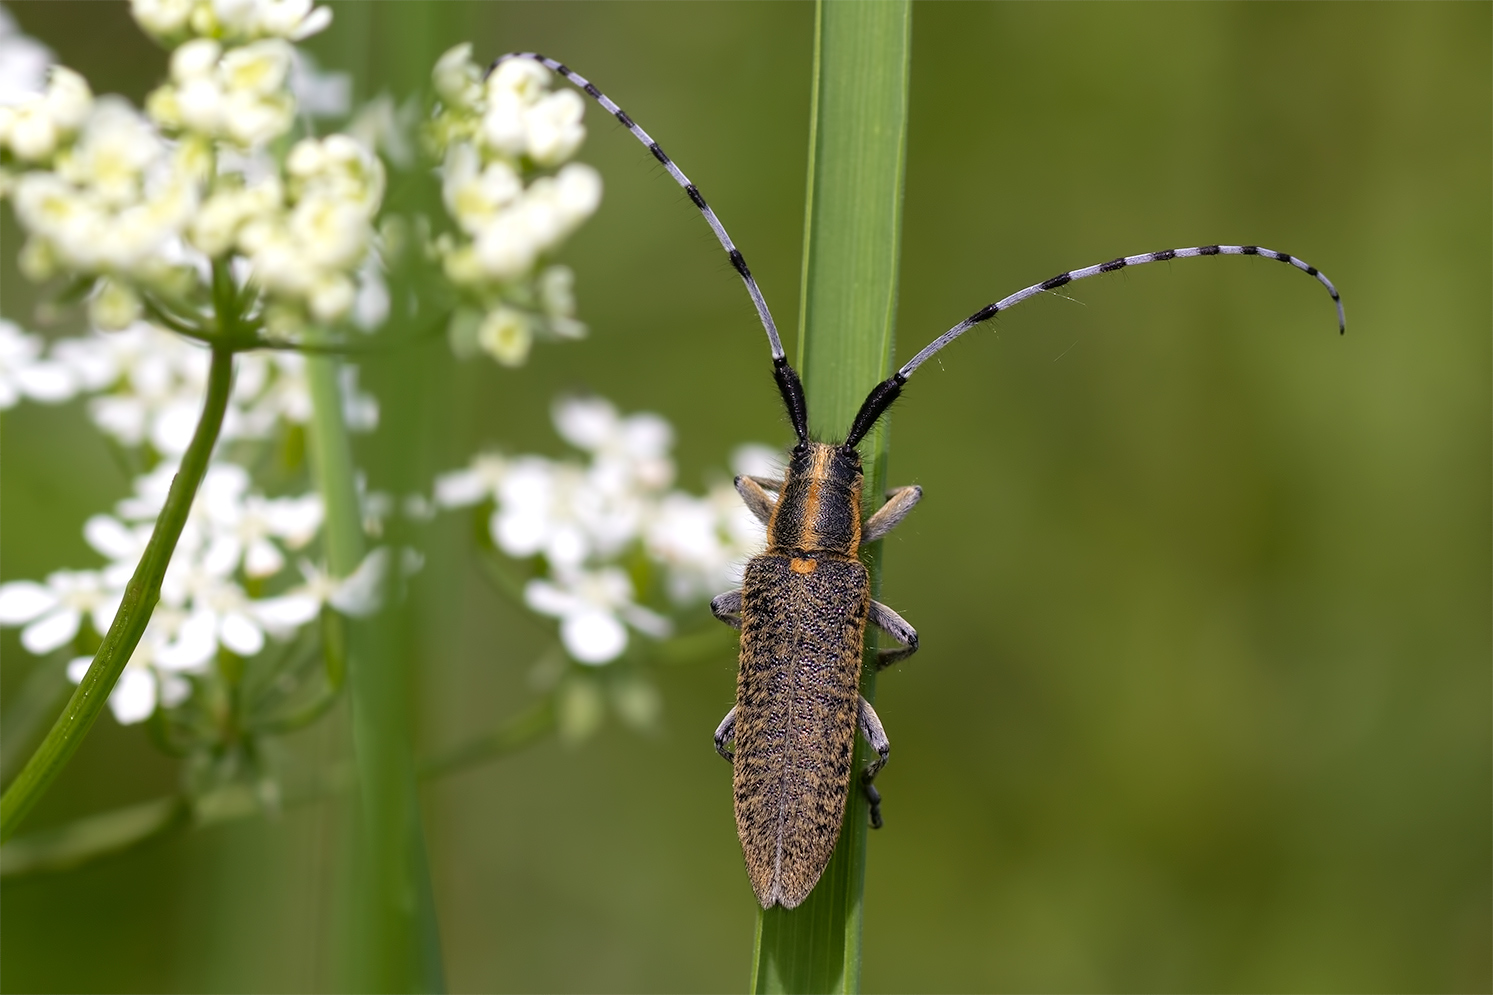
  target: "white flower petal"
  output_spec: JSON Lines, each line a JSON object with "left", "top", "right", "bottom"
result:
{"left": 523, "top": 579, "right": 578, "bottom": 619}
{"left": 156, "top": 609, "right": 217, "bottom": 671}
{"left": 252, "top": 593, "right": 319, "bottom": 632}
{"left": 107, "top": 667, "right": 157, "bottom": 724}
{"left": 434, "top": 467, "right": 489, "bottom": 508}
{"left": 219, "top": 611, "right": 264, "bottom": 656}
{"left": 561, "top": 609, "right": 627, "bottom": 665}
{"left": 65, "top": 655, "right": 94, "bottom": 684}
{"left": 732, "top": 443, "right": 782, "bottom": 480}
{"left": 14, "top": 360, "right": 76, "bottom": 402}
{"left": 0, "top": 580, "right": 60, "bottom": 624}
{"left": 84, "top": 515, "right": 140, "bottom": 561}
{"left": 244, "top": 538, "right": 285, "bottom": 577}
{"left": 493, "top": 507, "right": 547, "bottom": 558}
{"left": 552, "top": 395, "right": 616, "bottom": 451}
{"left": 21, "top": 607, "right": 81, "bottom": 654}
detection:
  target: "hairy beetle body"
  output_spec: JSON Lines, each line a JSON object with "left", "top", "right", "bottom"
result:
{"left": 731, "top": 442, "right": 871, "bottom": 908}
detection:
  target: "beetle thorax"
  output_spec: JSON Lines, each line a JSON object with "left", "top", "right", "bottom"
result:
{"left": 765, "top": 441, "right": 863, "bottom": 557}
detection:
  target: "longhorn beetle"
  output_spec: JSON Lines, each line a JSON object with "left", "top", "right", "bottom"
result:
{"left": 487, "top": 52, "right": 1345, "bottom": 910}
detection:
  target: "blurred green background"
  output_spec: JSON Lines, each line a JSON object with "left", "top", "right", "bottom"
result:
{"left": 2, "top": 2, "right": 1488, "bottom": 991}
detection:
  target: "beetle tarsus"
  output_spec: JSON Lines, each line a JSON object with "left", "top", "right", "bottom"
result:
{"left": 858, "top": 696, "right": 891, "bottom": 828}
{"left": 864, "top": 781, "right": 884, "bottom": 829}
{"left": 714, "top": 706, "right": 737, "bottom": 762}
{"left": 710, "top": 589, "right": 743, "bottom": 629}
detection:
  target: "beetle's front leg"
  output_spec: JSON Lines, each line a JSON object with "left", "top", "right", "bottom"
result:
{"left": 863, "top": 484, "right": 923, "bottom": 543}
{"left": 714, "top": 706, "right": 736, "bottom": 762}
{"left": 858, "top": 696, "right": 891, "bottom": 829}
{"left": 710, "top": 589, "right": 742, "bottom": 629}
{"left": 869, "top": 599, "right": 919, "bottom": 669}
{"left": 733, "top": 475, "right": 779, "bottom": 525}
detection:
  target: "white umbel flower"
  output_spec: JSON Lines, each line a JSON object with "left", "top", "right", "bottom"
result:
{"left": 525, "top": 566, "right": 671, "bottom": 665}
{"left": 0, "top": 570, "right": 116, "bottom": 654}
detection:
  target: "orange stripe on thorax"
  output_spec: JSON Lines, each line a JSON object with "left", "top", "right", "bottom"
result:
{"left": 799, "top": 445, "right": 830, "bottom": 551}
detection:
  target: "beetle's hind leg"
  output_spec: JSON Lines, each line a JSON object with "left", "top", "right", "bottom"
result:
{"left": 714, "top": 706, "right": 736, "bottom": 762}
{"left": 858, "top": 697, "right": 891, "bottom": 829}
{"left": 710, "top": 589, "right": 742, "bottom": 629}
{"left": 734, "top": 476, "right": 779, "bottom": 525}
{"left": 869, "top": 600, "right": 919, "bottom": 669}
{"left": 863, "top": 484, "right": 922, "bottom": 543}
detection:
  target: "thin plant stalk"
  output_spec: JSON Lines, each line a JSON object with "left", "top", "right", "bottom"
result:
{"left": 306, "top": 354, "right": 445, "bottom": 992}
{"left": 751, "top": 3, "right": 913, "bottom": 992}
{"left": 0, "top": 348, "right": 236, "bottom": 842}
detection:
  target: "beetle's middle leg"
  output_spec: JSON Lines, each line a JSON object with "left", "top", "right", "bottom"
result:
{"left": 858, "top": 696, "right": 891, "bottom": 829}
{"left": 869, "top": 599, "right": 919, "bottom": 669}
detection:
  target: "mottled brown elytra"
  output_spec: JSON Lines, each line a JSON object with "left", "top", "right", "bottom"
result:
{"left": 487, "top": 51, "right": 1346, "bottom": 911}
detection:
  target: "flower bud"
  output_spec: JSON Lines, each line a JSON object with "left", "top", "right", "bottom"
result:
{"left": 18, "top": 237, "right": 58, "bottom": 281}
{"left": 90, "top": 278, "right": 142, "bottom": 331}
{"left": 477, "top": 306, "right": 532, "bottom": 366}
{"left": 131, "top": 0, "right": 195, "bottom": 38}
{"left": 308, "top": 274, "right": 354, "bottom": 322}
{"left": 45, "top": 68, "right": 94, "bottom": 133}
{"left": 222, "top": 40, "right": 293, "bottom": 98}
{"left": 432, "top": 44, "right": 479, "bottom": 108}
{"left": 525, "top": 89, "right": 585, "bottom": 166}
{"left": 172, "top": 40, "right": 223, "bottom": 84}
{"left": 8, "top": 104, "right": 58, "bottom": 161}
{"left": 487, "top": 59, "right": 549, "bottom": 106}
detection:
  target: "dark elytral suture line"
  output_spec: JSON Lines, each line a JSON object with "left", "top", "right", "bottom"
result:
{"left": 489, "top": 53, "right": 1346, "bottom": 451}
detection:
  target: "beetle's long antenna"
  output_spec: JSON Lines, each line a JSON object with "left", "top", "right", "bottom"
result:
{"left": 844, "top": 245, "right": 1344, "bottom": 447}
{"left": 487, "top": 53, "right": 788, "bottom": 366}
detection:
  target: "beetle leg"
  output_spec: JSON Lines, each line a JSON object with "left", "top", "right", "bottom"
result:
{"left": 869, "top": 599, "right": 919, "bottom": 669}
{"left": 862, "top": 484, "right": 923, "bottom": 543}
{"left": 858, "top": 696, "right": 891, "bottom": 829}
{"left": 714, "top": 706, "right": 736, "bottom": 762}
{"left": 734, "top": 475, "right": 778, "bottom": 525}
{"left": 710, "top": 589, "right": 743, "bottom": 629}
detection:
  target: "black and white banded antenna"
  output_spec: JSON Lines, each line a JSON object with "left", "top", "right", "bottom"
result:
{"left": 486, "top": 53, "right": 811, "bottom": 445}
{"left": 844, "top": 245, "right": 1345, "bottom": 447}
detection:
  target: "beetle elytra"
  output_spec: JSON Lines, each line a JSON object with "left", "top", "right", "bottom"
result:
{"left": 487, "top": 52, "right": 1344, "bottom": 911}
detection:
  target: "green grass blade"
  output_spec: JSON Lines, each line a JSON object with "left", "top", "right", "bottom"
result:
{"left": 306, "top": 355, "right": 446, "bottom": 993}
{"left": 751, "top": 3, "right": 912, "bottom": 992}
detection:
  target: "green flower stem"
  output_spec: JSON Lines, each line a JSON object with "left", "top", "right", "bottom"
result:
{"left": 305, "top": 355, "right": 445, "bottom": 993}
{"left": 751, "top": 3, "right": 912, "bottom": 992}
{"left": 0, "top": 347, "right": 236, "bottom": 842}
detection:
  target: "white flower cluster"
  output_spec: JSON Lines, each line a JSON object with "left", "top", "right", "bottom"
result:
{"left": 428, "top": 45, "right": 602, "bottom": 366}
{"left": 7, "top": 87, "right": 206, "bottom": 319}
{"left": 3, "top": 0, "right": 382, "bottom": 338}
{"left": 0, "top": 314, "right": 386, "bottom": 723}
{"left": 147, "top": 39, "right": 296, "bottom": 149}
{"left": 435, "top": 396, "right": 774, "bottom": 665}
{"left": 0, "top": 318, "right": 377, "bottom": 450}
{"left": 132, "top": 0, "right": 331, "bottom": 46}
{"left": 0, "top": 460, "right": 369, "bottom": 724}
